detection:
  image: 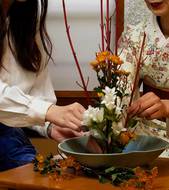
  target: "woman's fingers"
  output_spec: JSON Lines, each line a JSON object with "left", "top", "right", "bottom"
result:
{"left": 127, "top": 104, "right": 141, "bottom": 118}
{"left": 127, "top": 92, "right": 165, "bottom": 119}
{"left": 135, "top": 93, "right": 160, "bottom": 115}
{"left": 138, "top": 102, "right": 161, "bottom": 118}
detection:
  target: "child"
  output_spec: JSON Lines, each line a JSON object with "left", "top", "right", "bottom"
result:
{"left": 0, "top": 0, "right": 85, "bottom": 171}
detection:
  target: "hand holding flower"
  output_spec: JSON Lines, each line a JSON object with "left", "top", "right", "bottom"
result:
{"left": 46, "top": 103, "right": 86, "bottom": 131}
{"left": 48, "top": 124, "right": 85, "bottom": 142}
{"left": 127, "top": 92, "right": 169, "bottom": 120}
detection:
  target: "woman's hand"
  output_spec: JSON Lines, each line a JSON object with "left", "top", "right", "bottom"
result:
{"left": 49, "top": 124, "right": 85, "bottom": 142}
{"left": 127, "top": 92, "right": 169, "bottom": 120}
{"left": 46, "top": 102, "right": 86, "bottom": 131}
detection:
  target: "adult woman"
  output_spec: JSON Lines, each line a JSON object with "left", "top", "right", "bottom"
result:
{"left": 119, "top": 0, "right": 169, "bottom": 139}
{"left": 0, "top": 0, "right": 85, "bottom": 171}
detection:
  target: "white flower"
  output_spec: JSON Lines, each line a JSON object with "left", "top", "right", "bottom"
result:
{"left": 116, "top": 106, "right": 122, "bottom": 116}
{"left": 101, "top": 86, "right": 116, "bottom": 110}
{"left": 117, "top": 79, "right": 125, "bottom": 90}
{"left": 82, "top": 106, "right": 104, "bottom": 126}
{"left": 111, "top": 121, "right": 126, "bottom": 135}
{"left": 115, "top": 96, "right": 122, "bottom": 115}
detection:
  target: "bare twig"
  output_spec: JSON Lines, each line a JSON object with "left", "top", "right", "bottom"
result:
{"left": 115, "top": 0, "right": 119, "bottom": 55}
{"left": 62, "top": 0, "right": 91, "bottom": 105}
{"left": 124, "top": 32, "right": 146, "bottom": 128}
{"left": 106, "top": 0, "right": 110, "bottom": 51}
{"left": 100, "top": 0, "right": 105, "bottom": 51}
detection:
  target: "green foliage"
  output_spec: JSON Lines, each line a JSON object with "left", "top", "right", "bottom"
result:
{"left": 84, "top": 166, "right": 135, "bottom": 186}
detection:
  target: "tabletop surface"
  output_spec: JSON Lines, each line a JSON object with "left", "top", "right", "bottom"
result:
{"left": 0, "top": 158, "right": 169, "bottom": 190}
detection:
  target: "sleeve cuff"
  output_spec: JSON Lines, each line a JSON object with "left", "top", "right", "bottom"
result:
{"left": 30, "top": 122, "right": 50, "bottom": 138}
{"left": 28, "top": 98, "right": 53, "bottom": 126}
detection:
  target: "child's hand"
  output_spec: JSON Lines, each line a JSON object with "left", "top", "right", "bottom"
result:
{"left": 49, "top": 124, "right": 85, "bottom": 142}
{"left": 46, "top": 103, "right": 86, "bottom": 131}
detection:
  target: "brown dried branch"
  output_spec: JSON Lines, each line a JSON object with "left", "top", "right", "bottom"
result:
{"left": 62, "top": 0, "right": 91, "bottom": 105}
{"left": 100, "top": 0, "right": 105, "bottom": 51}
{"left": 124, "top": 32, "right": 146, "bottom": 128}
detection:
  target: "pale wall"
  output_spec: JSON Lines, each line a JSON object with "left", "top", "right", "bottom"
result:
{"left": 46, "top": 0, "right": 115, "bottom": 90}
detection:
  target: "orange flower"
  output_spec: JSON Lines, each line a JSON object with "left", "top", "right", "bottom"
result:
{"left": 37, "top": 163, "right": 44, "bottom": 171}
{"left": 119, "top": 131, "right": 135, "bottom": 145}
{"left": 96, "top": 51, "right": 110, "bottom": 62}
{"left": 100, "top": 61, "right": 107, "bottom": 68}
{"left": 109, "top": 55, "right": 123, "bottom": 65}
{"left": 90, "top": 60, "right": 100, "bottom": 71}
{"left": 119, "top": 132, "right": 130, "bottom": 145}
{"left": 36, "top": 154, "right": 44, "bottom": 163}
{"left": 58, "top": 156, "right": 81, "bottom": 172}
{"left": 96, "top": 54, "right": 106, "bottom": 63}
{"left": 101, "top": 51, "right": 110, "bottom": 57}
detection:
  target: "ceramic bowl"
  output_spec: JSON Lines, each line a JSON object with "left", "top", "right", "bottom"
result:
{"left": 58, "top": 135, "right": 169, "bottom": 168}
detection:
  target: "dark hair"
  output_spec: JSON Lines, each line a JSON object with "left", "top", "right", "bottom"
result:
{"left": 0, "top": 0, "right": 52, "bottom": 72}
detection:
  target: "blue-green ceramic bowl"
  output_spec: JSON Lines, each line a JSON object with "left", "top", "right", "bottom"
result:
{"left": 58, "top": 135, "right": 169, "bottom": 168}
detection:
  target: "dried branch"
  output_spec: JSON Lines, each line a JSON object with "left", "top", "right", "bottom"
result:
{"left": 100, "top": 0, "right": 105, "bottom": 51}
{"left": 124, "top": 32, "right": 146, "bottom": 128}
{"left": 62, "top": 0, "right": 91, "bottom": 105}
{"left": 129, "top": 32, "right": 146, "bottom": 106}
{"left": 106, "top": 0, "right": 110, "bottom": 51}
{"left": 115, "top": 0, "right": 119, "bottom": 55}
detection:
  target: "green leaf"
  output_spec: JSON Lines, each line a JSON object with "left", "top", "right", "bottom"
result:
{"left": 98, "top": 175, "right": 109, "bottom": 184}
{"left": 105, "top": 166, "right": 116, "bottom": 173}
{"left": 111, "top": 174, "right": 118, "bottom": 182}
{"left": 127, "top": 118, "right": 138, "bottom": 128}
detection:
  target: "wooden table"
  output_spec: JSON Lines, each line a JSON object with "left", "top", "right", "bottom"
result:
{"left": 0, "top": 158, "right": 169, "bottom": 190}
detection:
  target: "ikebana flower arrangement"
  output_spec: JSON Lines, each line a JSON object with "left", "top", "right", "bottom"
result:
{"left": 33, "top": 2, "right": 157, "bottom": 189}
{"left": 83, "top": 51, "right": 134, "bottom": 153}
{"left": 62, "top": 0, "right": 146, "bottom": 154}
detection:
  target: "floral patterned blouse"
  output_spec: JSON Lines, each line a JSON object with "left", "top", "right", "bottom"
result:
{"left": 118, "top": 14, "right": 169, "bottom": 157}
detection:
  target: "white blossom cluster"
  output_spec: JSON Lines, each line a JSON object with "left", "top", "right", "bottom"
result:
{"left": 82, "top": 106, "right": 104, "bottom": 126}
{"left": 83, "top": 86, "right": 129, "bottom": 134}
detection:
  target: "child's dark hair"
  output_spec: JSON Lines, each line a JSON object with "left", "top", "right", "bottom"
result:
{"left": 0, "top": 0, "right": 52, "bottom": 72}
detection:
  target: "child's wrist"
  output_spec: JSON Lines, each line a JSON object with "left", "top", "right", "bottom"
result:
{"left": 47, "top": 123, "right": 53, "bottom": 138}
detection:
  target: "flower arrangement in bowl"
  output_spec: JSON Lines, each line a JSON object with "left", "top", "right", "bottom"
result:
{"left": 59, "top": 0, "right": 169, "bottom": 168}
{"left": 82, "top": 51, "right": 134, "bottom": 153}
{"left": 33, "top": 1, "right": 169, "bottom": 189}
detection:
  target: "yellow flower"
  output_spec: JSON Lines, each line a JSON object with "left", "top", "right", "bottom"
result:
{"left": 36, "top": 154, "right": 44, "bottom": 163}
{"left": 97, "top": 92, "right": 104, "bottom": 97}
{"left": 96, "top": 51, "right": 110, "bottom": 63}
{"left": 96, "top": 54, "right": 106, "bottom": 63}
{"left": 109, "top": 55, "right": 123, "bottom": 65}
{"left": 100, "top": 61, "right": 107, "bottom": 68}
{"left": 119, "top": 131, "right": 135, "bottom": 145}
{"left": 37, "top": 163, "right": 44, "bottom": 171}
{"left": 101, "top": 51, "right": 110, "bottom": 57}
{"left": 90, "top": 60, "right": 100, "bottom": 71}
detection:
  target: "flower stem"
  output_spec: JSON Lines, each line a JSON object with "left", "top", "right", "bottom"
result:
{"left": 106, "top": 119, "right": 112, "bottom": 153}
